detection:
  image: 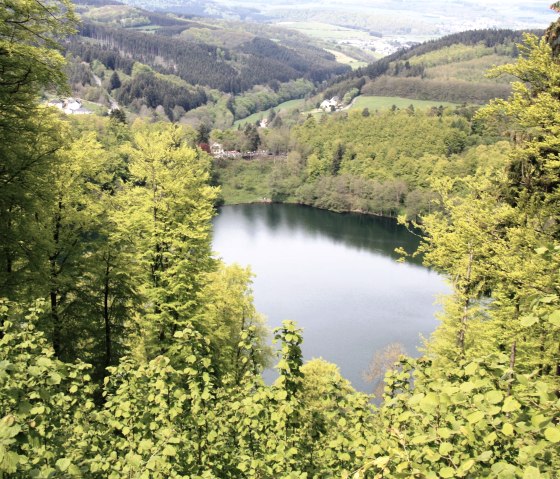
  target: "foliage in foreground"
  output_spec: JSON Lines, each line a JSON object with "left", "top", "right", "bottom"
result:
{"left": 1, "top": 300, "right": 558, "bottom": 478}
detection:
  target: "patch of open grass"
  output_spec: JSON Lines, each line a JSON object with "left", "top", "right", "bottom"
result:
{"left": 275, "top": 21, "right": 372, "bottom": 42}
{"left": 213, "top": 158, "right": 274, "bottom": 204}
{"left": 325, "top": 49, "right": 368, "bottom": 70}
{"left": 234, "top": 99, "right": 307, "bottom": 127}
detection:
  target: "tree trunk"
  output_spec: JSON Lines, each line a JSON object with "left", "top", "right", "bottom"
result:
{"left": 507, "top": 340, "right": 517, "bottom": 397}
{"left": 51, "top": 288, "right": 61, "bottom": 358}
{"left": 458, "top": 249, "right": 473, "bottom": 354}
{"left": 103, "top": 258, "right": 112, "bottom": 372}
{"left": 50, "top": 202, "right": 62, "bottom": 358}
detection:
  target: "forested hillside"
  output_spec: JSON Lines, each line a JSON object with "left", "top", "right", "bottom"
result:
{"left": 61, "top": 0, "right": 347, "bottom": 125}
{"left": 318, "top": 28, "right": 544, "bottom": 106}
{"left": 213, "top": 103, "right": 509, "bottom": 218}
{"left": 1, "top": 0, "right": 559, "bottom": 478}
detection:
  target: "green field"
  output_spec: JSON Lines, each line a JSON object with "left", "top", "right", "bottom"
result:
{"left": 349, "top": 95, "right": 459, "bottom": 112}
{"left": 275, "top": 21, "right": 373, "bottom": 43}
{"left": 234, "top": 99, "right": 307, "bottom": 127}
{"left": 325, "top": 49, "right": 368, "bottom": 70}
{"left": 214, "top": 158, "right": 274, "bottom": 204}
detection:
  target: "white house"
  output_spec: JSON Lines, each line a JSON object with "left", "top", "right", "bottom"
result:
{"left": 211, "top": 142, "right": 225, "bottom": 157}
{"left": 320, "top": 96, "right": 342, "bottom": 112}
{"left": 48, "top": 98, "right": 92, "bottom": 115}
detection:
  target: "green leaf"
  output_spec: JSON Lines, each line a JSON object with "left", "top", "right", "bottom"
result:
{"left": 520, "top": 315, "right": 539, "bottom": 327}
{"left": 47, "top": 372, "right": 62, "bottom": 385}
{"left": 502, "top": 397, "right": 521, "bottom": 413}
{"left": 373, "top": 456, "right": 390, "bottom": 468}
{"left": 0, "top": 451, "right": 21, "bottom": 473}
{"left": 523, "top": 466, "right": 542, "bottom": 479}
{"left": 162, "top": 445, "right": 177, "bottom": 457}
{"left": 485, "top": 390, "right": 503, "bottom": 405}
{"left": 478, "top": 451, "right": 493, "bottom": 462}
{"left": 56, "top": 458, "right": 72, "bottom": 472}
{"left": 439, "top": 442, "right": 453, "bottom": 455}
{"left": 440, "top": 466, "right": 455, "bottom": 478}
{"left": 548, "top": 310, "right": 560, "bottom": 327}
{"left": 339, "top": 452, "right": 351, "bottom": 461}
{"left": 36, "top": 357, "right": 53, "bottom": 368}
{"left": 502, "top": 423, "right": 514, "bottom": 436}
{"left": 544, "top": 426, "right": 560, "bottom": 443}
{"left": 466, "top": 411, "right": 484, "bottom": 424}
{"left": 459, "top": 459, "right": 475, "bottom": 474}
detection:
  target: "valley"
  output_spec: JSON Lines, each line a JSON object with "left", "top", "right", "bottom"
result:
{"left": 2, "top": 0, "right": 559, "bottom": 476}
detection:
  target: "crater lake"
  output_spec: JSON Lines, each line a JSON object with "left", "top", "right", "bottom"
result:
{"left": 212, "top": 203, "right": 449, "bottom": 392}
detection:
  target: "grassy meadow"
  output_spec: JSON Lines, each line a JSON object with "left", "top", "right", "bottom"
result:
{"left": 214, "top": 158, "right": 275, "bottom": 204}
{"left": 325, "top": 49, "right": 368, "bottom": 70}
{"left": 234, "top": 99, "right": 307, "bottom": 126}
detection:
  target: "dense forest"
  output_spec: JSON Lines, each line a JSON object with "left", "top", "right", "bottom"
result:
{"left": 317, "top": 28, "right": 544, "bottom": 107}
{"left": 1, "top": 1, "right": 559, "bottom": 478}
{"left": 62, "top": 2, "right": 542, "bottom": 128}
{"left": 62, "top": 2, "right": 348, "bottom": 125}
{"left": 213, "top": 103, "right": 508, "bottom": 218}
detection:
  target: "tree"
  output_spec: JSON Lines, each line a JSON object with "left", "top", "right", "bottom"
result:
{"left": 417, "top": 32, "right": 560, "bottom": 378}
{"left": 196, "top": 122, "right": 211, "bottom": 144}
{"left": 243, "top": 123, "right": 260, "bottom": 152}
{"left": 38, "top": 131, "right": 107, "bottom": 361}
{"left": 331, "top": 142, "right": 346, "bottom": 175}
{"left": 0, "top": 0, "right": 76, "bottom": 301}
{"left": 0, "top": 0, "right": 76, "bottom": 111}
{"left": 109, "top": 107, "right": 127, "bottom": 124}
{"left": 114, "top": 122, "right": 218, "bottom": 359}
{"left": 195, "top": 263, "right": 271, "bottom": 382}
{"left": 109, "top": 70, "right": 121, "bottom": 90}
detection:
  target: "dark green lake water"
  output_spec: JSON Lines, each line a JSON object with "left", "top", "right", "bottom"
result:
{"left": 212, "top": 203, "right": 449, "bottom": 392}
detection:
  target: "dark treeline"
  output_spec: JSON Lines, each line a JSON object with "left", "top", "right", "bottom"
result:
{"left": 116, "top": 72, "right": 208, "bottom": 119}
{"left": 359, "top": 28, "right": 542, "bottom": 80}
{"left": 76, "top": 22, "right": 239, "bottom": 90}
{"left": 320, "top": 28, "right": 543, "bottom": 98}
{"left": 65, "top": 38, "right": 135, "bottom": 75}
{"left": 361, "top": 77, "right": 511, "bottom": 104}
{"left": 144, "top": 11, "right": 200, "bottom": 27}
{"left": 71, "top": 22, "right": 348, "bottom": 94}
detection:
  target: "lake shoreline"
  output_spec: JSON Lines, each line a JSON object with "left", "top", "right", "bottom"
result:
{"left": 220, "top": 198, "right": 406, "bottom": 222}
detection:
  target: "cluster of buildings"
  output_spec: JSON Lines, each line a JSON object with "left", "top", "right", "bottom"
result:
{"left": 47, "top": 98, "right": 93, "bottom": 115}
{"left": 209, "top": 143, "right": 269, "bottom": 159}
{"left": 210, "top": 143, "right": 242, "bottom": 159}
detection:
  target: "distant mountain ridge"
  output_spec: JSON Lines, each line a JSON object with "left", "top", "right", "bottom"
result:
{"left": 320, "top": 28, "right": 544, "bottom": 106}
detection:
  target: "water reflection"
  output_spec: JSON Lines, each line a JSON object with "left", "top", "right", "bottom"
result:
{"left": 232, "top": 203, "right": 422, "bottom": 264}
{"left": 212, "top": 203, "right": 448, "bottom": 392}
